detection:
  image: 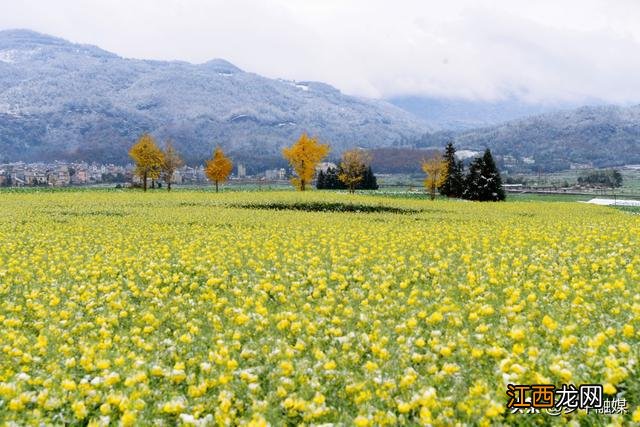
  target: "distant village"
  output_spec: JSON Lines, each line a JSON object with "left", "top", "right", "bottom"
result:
{"left": 0, "top": 161, "right": 291, "bottom": 187}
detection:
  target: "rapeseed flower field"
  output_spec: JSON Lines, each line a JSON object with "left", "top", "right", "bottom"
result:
{"left": 0, "top": 190, "right": 638, "bottom": 425}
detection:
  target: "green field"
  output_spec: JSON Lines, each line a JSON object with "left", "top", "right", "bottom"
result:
{"left": 505, "top": 168, "right": 640, "bottom": 194}
{"left": 0, "top": 190, "right": 638, "bottom": 425}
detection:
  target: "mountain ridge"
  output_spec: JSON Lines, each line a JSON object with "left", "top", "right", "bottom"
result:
{"left": 413, "top": 103, "right": 640, "bottom": 171}
{"left": 0, "top": 29, "right": 427, "bottom": 169}
{"left": 387, "top": 95, "right": 582, "bottom": 131}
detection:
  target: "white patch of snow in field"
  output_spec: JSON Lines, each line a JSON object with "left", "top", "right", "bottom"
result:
{"left": 582, "top": 198, "right": 640, "bottom": 206}
{"left": 295, "top": 83, "right": 309, "bottom": 91}
{"left": 218, "top": 72, "right": 233, "bottom": 77}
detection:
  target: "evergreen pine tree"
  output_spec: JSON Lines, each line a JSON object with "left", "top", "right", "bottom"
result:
{"left": 316, "top": 170, "right": 326, "bottom": 189}
{"left": 439, "top": 142, "right": 458, "bottom": 197}
{"left": 367, "top": 166, "right": 379, "bottom": 190}
{"left": 478, "top": 149, "right": 505, "bottom": 201}
{"left": 357, "top": 169, "right": 366, "bottom": 190}
{"left": 439, "top": 142, "right": 465, "bottom": 198}
{"left": 357, "top": 166, "right": 379, "bottom": 190}
{"left": 453, "top": 159, "right": 464, "bottom": 196}
{"left": 325, "top": 168, "right": 335, "bottom": 189}
{"left": 463, "top": 157, "right": 483, "bottom": 201}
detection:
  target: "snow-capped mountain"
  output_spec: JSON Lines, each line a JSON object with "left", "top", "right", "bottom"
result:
{"left": 0, "top": 29, "right": 427, "bottom": 167}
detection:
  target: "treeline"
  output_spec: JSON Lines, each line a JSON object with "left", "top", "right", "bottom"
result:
{"left": 577, "top": 169, "right": 623, "bottom": 188}
{"left": 128, "top": 132, "right": 504, "bottom": 200}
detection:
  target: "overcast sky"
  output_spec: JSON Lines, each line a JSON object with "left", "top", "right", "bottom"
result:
{"left": 2, "top": 0, "right": 640, "bottom": 103}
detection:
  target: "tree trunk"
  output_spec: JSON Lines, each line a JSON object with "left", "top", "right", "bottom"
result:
{"left": 215, "top": 181, "right": 219, "bottom": 193}
{"left": 151, "top": 179, "right": 155, "bottom": 189}
{"left": 143, "top": 171, "right": 147, "bottom": 192}
{"left": 167, "top": 181, "right": 171, "bottom": 192}
{"left": 301, "top": 179, "right": 305, "bottom": 191}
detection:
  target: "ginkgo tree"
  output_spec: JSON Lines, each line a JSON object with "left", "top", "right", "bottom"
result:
{"left": 205, "top": 146, "right": 233, "bottom": 192}
{"left": 129, "top": 133, "right": 165, "bottom": 192}
{"left": 422, "top": 153, "right": 448, "bottom": 200}
{"left": 282, "top": 133, "right": 330, "bottom": 191}
{"left": 161, "top": 140, "right": 184, "bottom": 192}
{"left": 338, "top": 149, "right": 371, "bottom": 193}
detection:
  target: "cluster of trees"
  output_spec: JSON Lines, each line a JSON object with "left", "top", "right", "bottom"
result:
{"left": 282, "top": 133, "right": 379, "bottom": 193}
{"left": 316, "top": 168, "right": 345, "bottom": 190}
{"left": 129, "top": 132, "right": 380, "bottom": 193}
{"left": 129, "top": 134, "right": 232, "bottom": 192}
{"left": 316, "top": 166, "right": 378, "bottom": 190}
{"left": 577, "top": 169, "right": 623, "bottom": 188}
{"left": 423, "top": 142, "right": 505, "bottom": 201}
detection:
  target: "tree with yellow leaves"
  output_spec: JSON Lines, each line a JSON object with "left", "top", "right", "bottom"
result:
{"left": 205, "top": 146, "right": 233, "bottom": 192}
{"left": 129, "top": 133, "right": 164, "bottom": 192}
{"left": 161, "top": 140, "right": 184, "bottom": 192}
{"left": 282, "top": 133, "right": 330, "bottom": 191}
{"left": 338, "top": 149, "right": 370, "bottom": 193}
{"left": 422, "top": 153, "right": 448, "bottom": 200}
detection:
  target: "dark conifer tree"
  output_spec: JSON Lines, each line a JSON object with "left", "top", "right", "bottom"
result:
{"left": 357, "top": 166, "right": 379, "bottom": 190}
{"left": 463, "top": 157, "right": 483, "bottom": 201}
{"left": 453, "top": 160, "right": 464, "bottom": 194}
{"left": 367, "top": 166, "right": 379, "bottom": 190}
{"left": 316, "top": 170, "right": 326, "bottom": 189}
{"left": 439, "top": 142, "right": 465, "bottom": 198}
{"left": 478, "top": 149, "right": 505, "bottom": 201}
